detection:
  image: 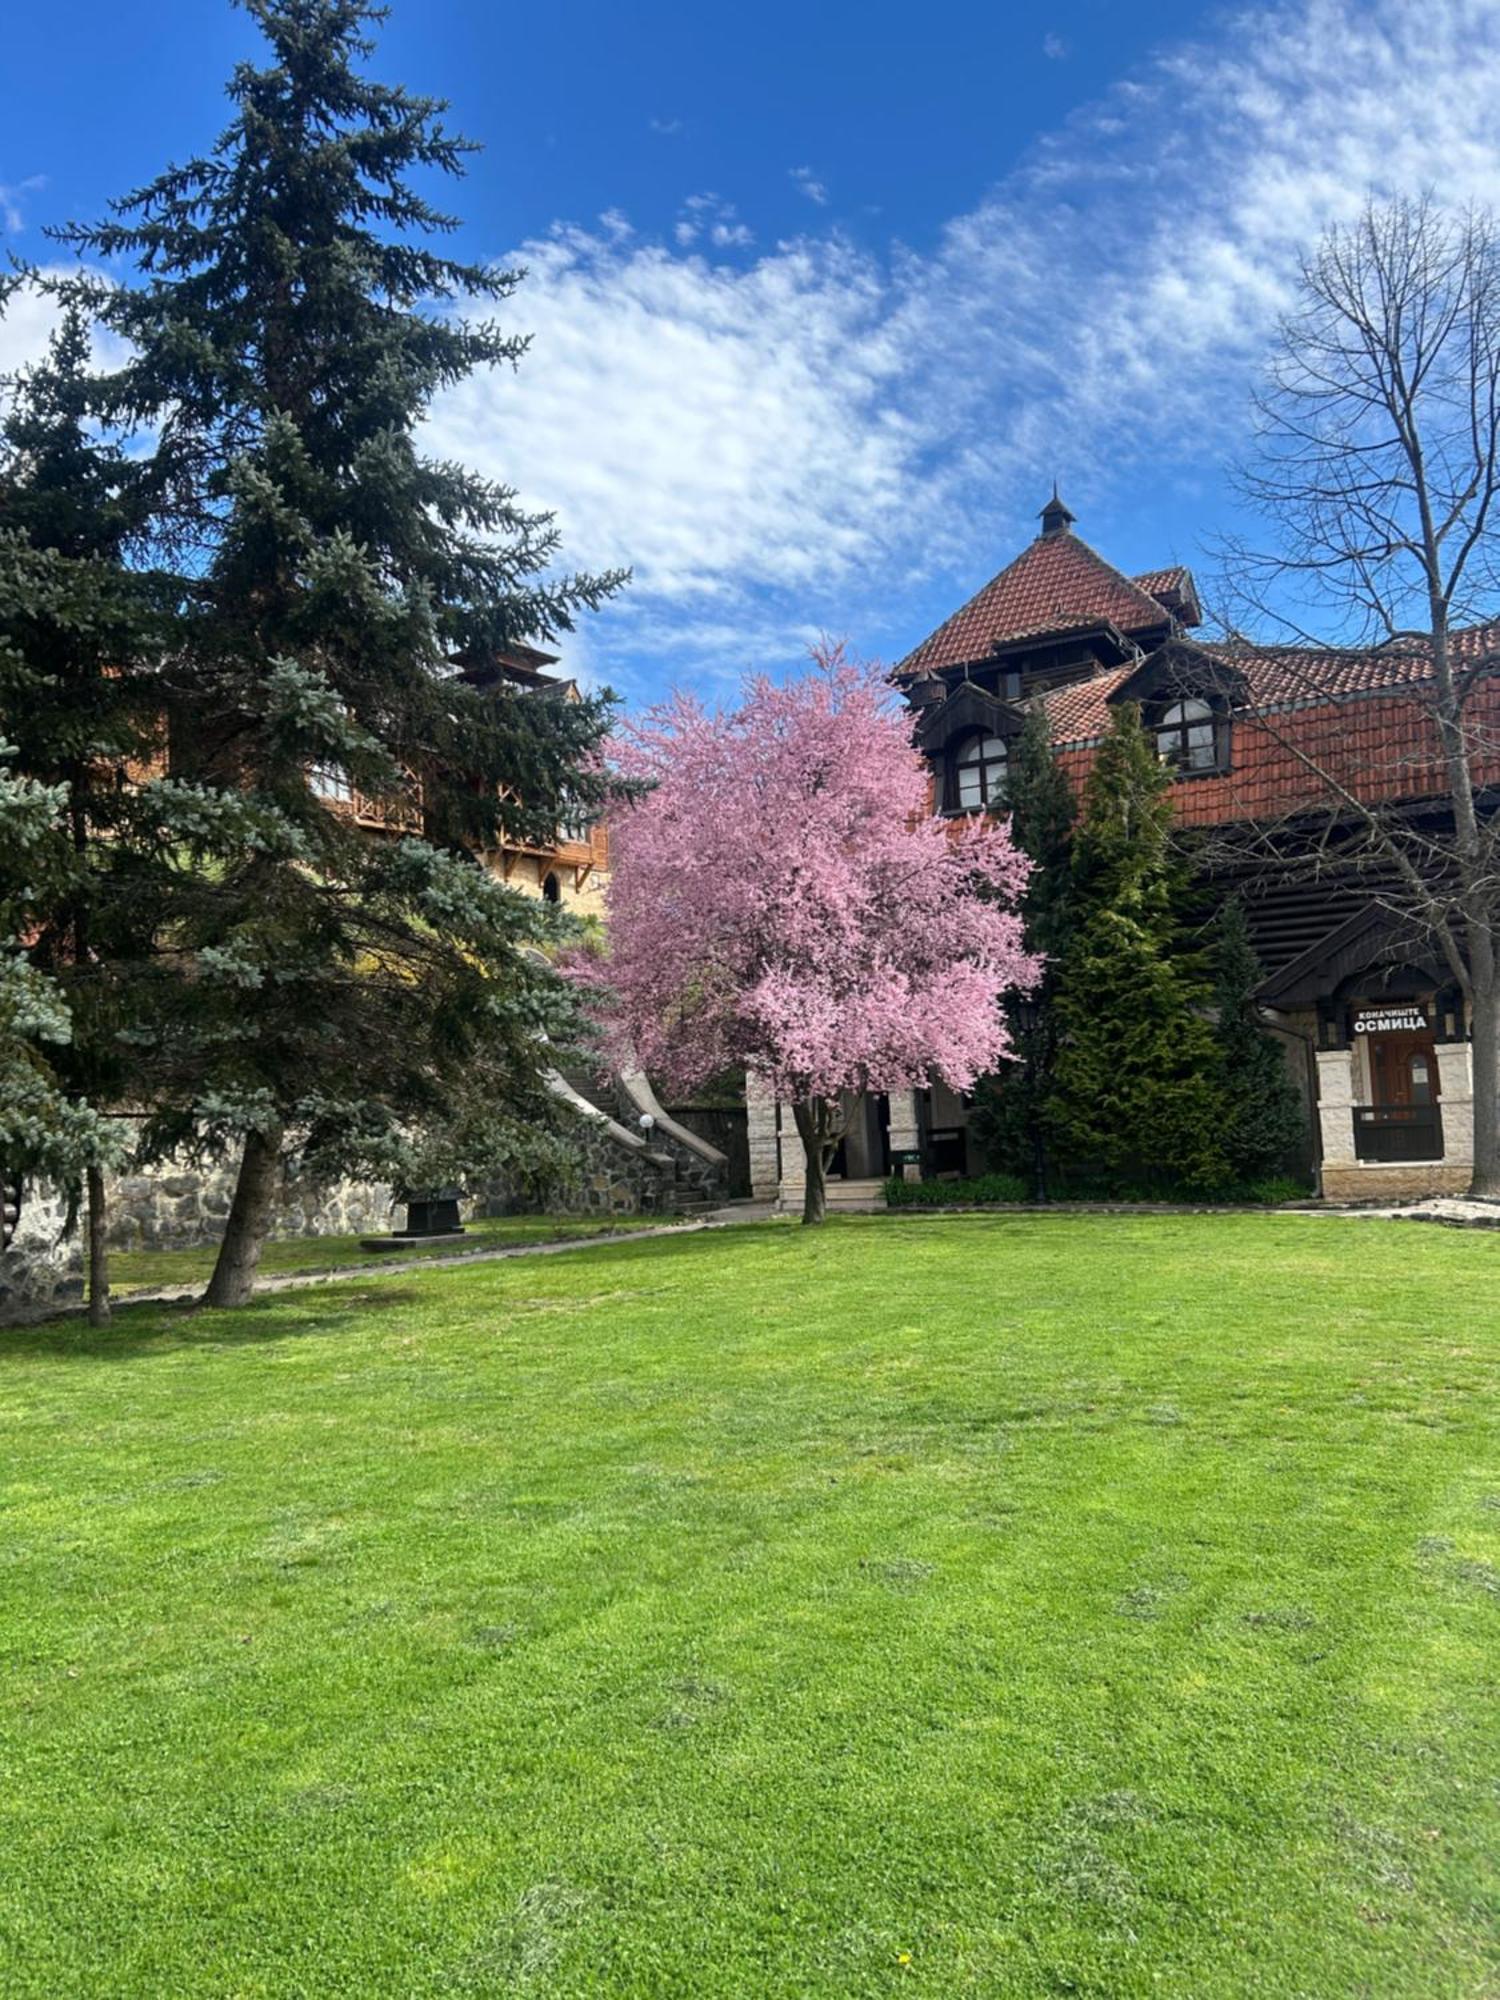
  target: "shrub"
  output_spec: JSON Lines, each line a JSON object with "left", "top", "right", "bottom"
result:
{"left": 883, "top": 1170, "right": 1312, "bottom": 1209}
{"left": 885, "top": 1172, "right": 1031, "bottom": 1207}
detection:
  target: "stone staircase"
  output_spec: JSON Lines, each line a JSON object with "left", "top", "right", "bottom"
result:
{"left": 555, "top": 1063, "right": 730, "bottom": 1215}
{"left": 823, "top": 1177, "right": 886, "bottom": 1212}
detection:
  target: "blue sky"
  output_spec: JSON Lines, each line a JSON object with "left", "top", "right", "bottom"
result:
{"left": 7, "top": 0, "right": 1500, "bottom": 705}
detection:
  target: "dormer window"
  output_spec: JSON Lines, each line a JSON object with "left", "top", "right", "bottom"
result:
{"left": 1154, "top": 697, "right": 1225, "bottom": 774}
{"left": 952, "top": 730, "right": 1009, "bottom": 811}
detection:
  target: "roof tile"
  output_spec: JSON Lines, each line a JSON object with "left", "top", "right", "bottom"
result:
{"left": 897, "top": 531, "right": 1173, "bottom": 675}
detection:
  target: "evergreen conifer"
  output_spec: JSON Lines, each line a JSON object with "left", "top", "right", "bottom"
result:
{"left": 1049, "top": 702, "right": 1231, "bottom": 1192}
{"left": 1210, "top": 897, "right": 1308, "bottom": 1184}
{"left": 50, "top": 0, "right": 628, "bottom": 1303}
{"left": 970, "top": 701, "right": 1075, "bottom": 1190}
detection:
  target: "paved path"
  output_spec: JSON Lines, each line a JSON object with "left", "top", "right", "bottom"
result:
{"left": 1315, "top": 1193, "right": 1500, "bottom": 1230}
{"left": 100, "top": 1191, "right": 1500, "bottom": 1312}
{"left": 19, "top": 1192, "right": 1496, "bottom": 1328}
{"left": 105, "top": 1208, "right": 781, "bottom": 1312}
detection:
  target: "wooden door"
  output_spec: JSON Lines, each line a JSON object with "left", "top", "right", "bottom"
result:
{"left": 1368, "top": 1030, "right": 1439, "bottom": 1109}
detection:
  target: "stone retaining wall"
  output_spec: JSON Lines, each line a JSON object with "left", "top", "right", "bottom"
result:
{"left": 1, "top": 1151, "right": 395, "bottom": 1320}
{"left": 103, "top": 1156, "right": 393, "bottom": 1251}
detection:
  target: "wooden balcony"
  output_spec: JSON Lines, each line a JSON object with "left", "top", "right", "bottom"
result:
{"left": 309, "top": 765, "right": 423, "bottom": 834}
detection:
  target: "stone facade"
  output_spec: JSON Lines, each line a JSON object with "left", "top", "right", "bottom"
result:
{"left": 751, "top": 1085, "right": 923, "bottom": 1212}
{"left": 746, "top": 1077, "right": 781, "bottom": 1202}
{"left": 1321, "top": 1163, "right": 1474, "bottom": 1203}
{"left": 1314, "top": 1036, "right": 1475, "bottom": 1203}
{"left": 488, "top": 843, "right": 607, "bottom": 922}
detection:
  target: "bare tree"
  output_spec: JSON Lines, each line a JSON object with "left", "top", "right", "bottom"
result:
{"left": 1219, "top": 194, "right": 1500, "bottom": 1197}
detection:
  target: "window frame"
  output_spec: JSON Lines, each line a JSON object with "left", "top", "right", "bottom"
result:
{"left": 948, "top": 728, "right": 1011, "bottom": 813}
{"left": 1151, "top": 695, "right": 1229, "bottom": 777}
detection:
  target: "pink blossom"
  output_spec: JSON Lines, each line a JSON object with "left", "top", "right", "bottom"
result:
{"left": 586, "top": 644, "right": 1038, "bottom": 1108}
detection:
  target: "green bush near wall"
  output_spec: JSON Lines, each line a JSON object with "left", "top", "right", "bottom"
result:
{"left": 884, "top": 1172, "right": 1313, "bottom": 1209}
{"left": 884, "top": 1172, "right": 1031, "bottom": 1207}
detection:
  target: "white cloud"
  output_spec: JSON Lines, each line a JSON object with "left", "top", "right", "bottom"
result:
{"left": 789, "top": 166, "right": 829, "bottom": 206}
{"left": 426, "top": 0, "right": 1500, "bottom": 686}
{"left": 648, "top": 117, "right": 683, "bottom": 137}
{"left": 671, "top": 192, "right": 754, "bottom": 251}
{"left": 1042, "top": 33, "right": 1069, "bottom": 60}
{"left": 0, "top": 274, "right": 64, "bottom": 383}
{"left": 0, "top": 174, "right": 44, "bottom": 238}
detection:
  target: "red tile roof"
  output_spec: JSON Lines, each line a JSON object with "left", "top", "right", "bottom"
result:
{"left": 1037, "top": 622, "right": 1500, "bottom": 750}
{"left": 1036, "top": 622, "right": 1500, "bottom": 828}
{"left": 1130, "top": 565, "right": 1201, "bottom": 625}
{"left": 1131, "top": 566, "right": 1192, "bottom": 599}
{"left": 896, "top": 530, "right": 1173, "bottom": 676}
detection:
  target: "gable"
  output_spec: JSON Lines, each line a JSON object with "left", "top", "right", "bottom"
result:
{"left": 914, "top": 679, "right": 1025, "bottom": 752}
{"left": 1107, "top": 639, "right": 1248, "bottom": 712}
{"left": 897, "top": 524, "right": 1175, "bottom": 678}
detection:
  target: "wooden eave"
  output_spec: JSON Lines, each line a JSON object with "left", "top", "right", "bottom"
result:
{"left": 914, "top": 679, "right": 1027, "bottom": 751}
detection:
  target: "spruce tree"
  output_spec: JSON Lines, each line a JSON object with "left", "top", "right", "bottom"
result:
{"left": 1049, "top": 702, "right": 1231, "bottom": 1192}
{"left": 1210, "top": 898, "right": 1307, "bottom": 1184}
{"left": 53, "top": 0, "right": 628, "bottom": 1305}
{"left": 0, "top": 305, "right": 170, "bottom": 1319}
{"left": 969, "top": 701, "right": 1075, "bottom": 1189}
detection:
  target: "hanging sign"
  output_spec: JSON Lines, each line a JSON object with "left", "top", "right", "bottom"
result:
{"left": 1352, "top": 1005, "right": 1428, "bottom": 1035}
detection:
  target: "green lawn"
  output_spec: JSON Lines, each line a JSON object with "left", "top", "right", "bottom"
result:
{"left": 108, "top": 1210, "right": 663, "bottom": 1293}
{"left": 2, "top": 1215, "right": 1496, "bottom": 1997}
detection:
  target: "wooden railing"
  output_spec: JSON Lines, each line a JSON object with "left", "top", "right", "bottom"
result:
{"left": 1352, "top": 1104, "right": 1444, "bottom": 1163}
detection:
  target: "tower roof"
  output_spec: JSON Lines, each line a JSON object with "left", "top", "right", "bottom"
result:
{"left": 1039, "top": 487, "right": 1076, "bottom": 537}
{"left": 895, "top": 511, "right": 1176, "bottom": 678}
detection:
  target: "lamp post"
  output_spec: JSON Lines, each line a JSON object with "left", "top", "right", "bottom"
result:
{"left": 1010, "top": 992, "right": 1050, "bottom": 1205}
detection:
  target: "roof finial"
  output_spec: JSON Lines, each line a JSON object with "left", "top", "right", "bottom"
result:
{"left": 1040, "top": 485, "right": 1076, "bottom": 537}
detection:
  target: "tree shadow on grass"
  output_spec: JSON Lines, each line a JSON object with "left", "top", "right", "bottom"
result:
{"left": 0, "top": 1218, "right": 795, "bottom": 1365}
{"left": 0, "top": 1283, "right": 428, "bottom": 1363}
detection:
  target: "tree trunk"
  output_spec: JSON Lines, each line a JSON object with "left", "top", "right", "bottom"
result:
{"left": 792, "top": 1097, "right": 842, "bottom": 1227}
{"left": 1468, "top": 980, "right": 1500, "bottom": 1198}
{"left": 86, "top": 1165, "right": 110, "bottom": 1329}
{"left": 203, "top": 1126, "right": 284, "bottom": 1308}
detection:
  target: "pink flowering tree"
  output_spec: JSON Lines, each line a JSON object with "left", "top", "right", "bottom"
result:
{"left": 589, "top": 645, "right": 1038, "bottom": 1223}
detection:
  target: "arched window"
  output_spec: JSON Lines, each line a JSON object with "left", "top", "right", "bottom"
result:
{"left": 952, "top": 731, "right": 1009, "bottom": 811}
{"left": 1154, "top": 697, "right": 1222, "bottom": 773}
{"left": 542, "top": 871, "right": 561, "bottom": 904}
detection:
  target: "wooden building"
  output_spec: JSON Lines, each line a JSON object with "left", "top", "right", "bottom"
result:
{"left": 750, "top": 494, "right": 1498, "bottom": 1206}
{"left": 309, "top": 639, "right": 609, "bottom": 918}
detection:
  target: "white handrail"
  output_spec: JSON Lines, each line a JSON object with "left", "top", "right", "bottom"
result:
{"left": 617, "top": 1068, "right": 729, "bottom": 1166}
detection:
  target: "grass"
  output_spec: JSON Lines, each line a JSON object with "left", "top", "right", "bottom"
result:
{"left": 107, "top": 1210, "right": 664, "bottom": 1293}
{"left": 1, "top": 1213, "right": 1497, "bottom": 1997}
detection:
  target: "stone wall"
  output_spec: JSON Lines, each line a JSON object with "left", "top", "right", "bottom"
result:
{"left": 0, "top": 1181, "right": 82, "bottom": 1318}
{"left": 0, "top": 1151, "right": 396, "bottom": 1322}
{"left": 2, "top": 1096, "right": 725, "bottom": 1319}
{"left": 481, "top": 1107, "right": 728, "bottom": 1219}
{"left": 103, "top": 1155, "right": 394, "bottom": 1251}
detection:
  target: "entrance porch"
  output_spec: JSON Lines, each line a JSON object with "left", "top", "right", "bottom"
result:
{"left": 1257, "top": 908, "right": 1480, "bottom": 1201}
{"left": 746, "top": 1080, "right": 983, "bottom": 1211}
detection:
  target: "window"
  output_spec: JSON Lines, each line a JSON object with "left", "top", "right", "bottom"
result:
{"left": 1154, "top": 698, "right": 1222, "bottom": 773}
{"left": 308, "top": 761, "right": 354, "bottom": 804}
{"left": 952, "top": 731, "right": 1008, "bottom": 811}
{"left": 542, "top": 871, "right": 561, "bottom": 904}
